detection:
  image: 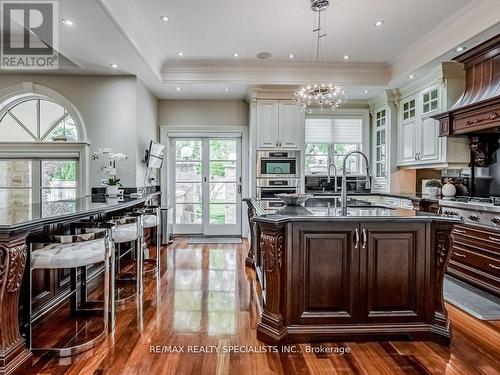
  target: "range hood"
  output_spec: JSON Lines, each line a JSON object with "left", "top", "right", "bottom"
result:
{"left": 434, "top": 34, "right": 500, "bottom": 166}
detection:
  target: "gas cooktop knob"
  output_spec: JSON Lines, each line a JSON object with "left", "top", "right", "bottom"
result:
{"left": 468, "top": 214, "right": 480, "bottom": 221}
{"left": 491, "top": 217, "right": 500, "bottom": 225}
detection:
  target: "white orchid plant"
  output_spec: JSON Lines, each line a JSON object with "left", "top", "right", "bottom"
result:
{"left": 92, "top": 148, "right": 128, "bottom": 187}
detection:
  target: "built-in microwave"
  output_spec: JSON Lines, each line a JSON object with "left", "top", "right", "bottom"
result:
{"left": 257, "top": 151, "right": 298, "bottom": 178}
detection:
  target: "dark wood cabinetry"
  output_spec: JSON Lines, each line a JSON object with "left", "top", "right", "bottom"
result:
{"left": 290, "top": 223, "right": 358, "bottom": 325}
{"left": 360, "top": 223, "right": 426, "bottom": 323}
{"left": 448, "top": 224, "right": 500, "bottom": 297}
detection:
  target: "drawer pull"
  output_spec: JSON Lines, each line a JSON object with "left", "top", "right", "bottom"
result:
{"left": 489, "top": 264, "right": 500, "bottom": 270}
{"left": 454, "top": 252, "right": 466, "bottom": 258}
{"left": 488, "top": 236, "right": 500, "bottom": 243}
{"left": 453, "top": 229, "right": 466, "bottom": 234}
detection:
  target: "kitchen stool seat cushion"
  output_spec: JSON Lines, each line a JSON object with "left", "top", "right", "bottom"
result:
{"left": 31, "top": 239, "right": 106, "bottom": 269}
{"left": 143, "top": 215, "right": 158, "bottom": 228}
{"left": 114, "top": 223, "right": 138, "bottom": 243}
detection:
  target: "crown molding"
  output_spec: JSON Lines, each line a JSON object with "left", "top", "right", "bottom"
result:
{"left": 161, "top": 61, "right": 389, "bottom": 85}
{"left": 96, "top": 0, "right": 163, "bottom": 80}
{"left": 389, "top": 0, "right": 500, "bottom": 82}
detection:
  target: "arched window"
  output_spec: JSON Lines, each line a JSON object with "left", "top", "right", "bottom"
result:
{"left": 0, "top": 95, "right": 81, "bottom": 142}
{"left": 0, "top": 85, "right": 89, "bottom": 211}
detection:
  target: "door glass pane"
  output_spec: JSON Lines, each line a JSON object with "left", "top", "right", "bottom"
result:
{"left": 209, "top": 139, "right": 237, "bottom": 160}
{"left": 0, "top": 113, "right": 34, "bottom": 141}
{"left": 176, "top": 162, "right": 202, "bottom": 182}
{"left": 40, "top": 100, "right": 65, "bottom": 138}
{"left": 175, "top": 183, "right": 202, "bottom": 203}
{"left": 210, "top": 183, "right": 236, "bottom": 203}
{"left": 9, "top": 99, "right": 37, "bottom": 137}
{"left": 210, "top": 204, "right": 236, "bottom": 224}
{"left": 176, "top": 140, "right": 201, "bottom": 160}
{"left": 209, "top": 161, "right": 236, "bottom": 181}
{"left": 176, "top": 204, "right": 202, "bottom": 224}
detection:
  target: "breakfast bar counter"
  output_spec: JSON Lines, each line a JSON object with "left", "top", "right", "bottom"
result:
{"left": 248, "top": 200, "right": 461, "bottom": 345}
{"left": 0, "top": 195, "right": 153, "bottom": 375}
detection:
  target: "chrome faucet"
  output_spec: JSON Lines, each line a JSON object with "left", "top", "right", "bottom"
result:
{"left": 327, "top": 163, "right": 338, "bottom": 192}
{"left": 341, "top": 151, "right": 372, "bottom": 215}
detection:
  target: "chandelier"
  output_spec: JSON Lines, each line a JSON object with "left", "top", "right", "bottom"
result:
{"left": 295, "top": 0, "right": 346, "bottom": 112}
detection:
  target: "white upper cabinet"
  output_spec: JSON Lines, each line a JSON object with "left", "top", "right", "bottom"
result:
{"left": 399, "top": 96, "right": 418, "bottom": 164}
{"left": 397, "top": 64, "right": 469, "bottom": 168}
{"left": 256, "top": 100, "right": 279, "bottom": 149}
{"left": 256, "top": 100, "right": 304, "bottom": 150}
{"left": 370, "top": 91, "right": 398, "bottom": 193}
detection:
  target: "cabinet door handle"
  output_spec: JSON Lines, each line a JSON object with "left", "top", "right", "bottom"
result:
{"left": 354, "top": 229, "right": 360, "bottom": 249}
{"left": 489, "top": 236, "right": 500, "bottom": 243}
{"left": 489, "top": 263, "right": 500, "bottom": 270}
{"left": 362, "top": 229, "right": 367, "bottom": 249}
{"left": 454, "top": 252, "right": 466, "bottom": 258}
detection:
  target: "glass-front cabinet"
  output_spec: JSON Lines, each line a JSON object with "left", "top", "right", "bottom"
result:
{"left": 372, "top": 105, "right": 390, "bottom": 192}
{"left": 396, "top": 63, "right": 470, "bottom": 168}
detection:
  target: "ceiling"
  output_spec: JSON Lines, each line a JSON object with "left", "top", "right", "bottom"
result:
{"left": 7, "top": 0, "right": 500, "bottom": 100}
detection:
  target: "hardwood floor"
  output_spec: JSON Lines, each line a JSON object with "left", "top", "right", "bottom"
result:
{"left": 27, "top": 239, "right": 500, "bottom": 375}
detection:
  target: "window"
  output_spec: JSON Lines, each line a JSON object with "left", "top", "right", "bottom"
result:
{"left": 0, "top": 159, "right": 78, "bottom": 206}
{"left": 422, "top": 89, "right": 439, "bottom": 114}
{"left": 0, "top": 97, "right": 78, "bottom": 142}
{"left": 402, "top": 99, "right": 416, "bottom": 120}
{"left": 0, "top": 90, "right": 86, "bottom": 205}
{"left": 305, "top": 117, "right": 363, "bottom": 174}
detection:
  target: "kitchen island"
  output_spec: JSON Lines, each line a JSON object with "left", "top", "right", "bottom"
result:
{"left": 248, "top": 200, "right": 460, "bottom": 345}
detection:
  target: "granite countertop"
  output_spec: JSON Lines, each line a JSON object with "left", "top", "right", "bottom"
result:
{"left": 0, "top": 195, "right": 151, "bottom": 232}
{"left": 252, "top": 204, "right": 461, "bottom": 224}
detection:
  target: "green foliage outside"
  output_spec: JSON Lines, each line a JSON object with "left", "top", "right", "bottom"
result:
{"left": 53, "top": 161, "right": 76, "bottom": 181}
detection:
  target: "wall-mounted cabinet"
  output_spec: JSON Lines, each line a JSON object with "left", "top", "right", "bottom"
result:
{"left": 397, "top": 63, "right": 469, "bottom": 169}
{"left": 255, "top": 100, "right": 304, "bottom": 150}
{"left": 370, "top": 90, "right": 398, "bottom": 193}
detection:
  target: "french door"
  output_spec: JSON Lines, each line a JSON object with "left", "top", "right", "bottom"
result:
{"left": 172, "top": 137, "right": 242, "bottom": 236}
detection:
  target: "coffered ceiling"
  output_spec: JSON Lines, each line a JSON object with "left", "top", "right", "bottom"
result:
{"left": 8, "top": 0, "right": 500, "bottom": 100}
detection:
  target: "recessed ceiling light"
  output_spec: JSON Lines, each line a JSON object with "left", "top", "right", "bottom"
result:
{"left": 343, "top": 55, "right": 350, "bottom": 60}
{"left": 177, "top": 52, "right": 184, "bottom": 57}
{"left": 224, "top": 88, "right": 231, "bottom": 92}
{"left": 175, "top": 87, "right": 181, "bottom": 91}
{"left": 62, "top": 19, "right": 74, "bottom": 26}
{"left": 289, "top": 54, "right": 295, "bottom": 59}
{"left": 110, "top": 64, "right": 118, "bottom": 69}
{"left": 408, "top": 74, "right": 415, "bottom": 79}
{"left": 374, "top": 20, "right": 384, "bottom": 27}
{"left": 233, "top": 53, "right": 239, "bottom": 57}
{"left": 456, "top": 46, "right": 466, "bottom": 52}
{"left": 363, "top": 90, "right": 370, "bottom": 94}
{"left": 160, "top": 15, "right": 170, "bottom": 22}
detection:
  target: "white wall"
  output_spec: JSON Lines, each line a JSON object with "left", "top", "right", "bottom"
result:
{"left": 136, "top": 79, "right": 159, "bottom": 187}
{"left": 0, "top": 75, "right": 159, "bottom": 189}
{"left": 158, "top": 100, "right": 248, "bottom": 126}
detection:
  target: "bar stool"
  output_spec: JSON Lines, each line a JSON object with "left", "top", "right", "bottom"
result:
{"left": 132, "top": 206, "right": 161, "bottom": 278}
{"left": 25, "top": 224, "right": 114, "bottom": 357}
{"left": 109, "top": 213, "right": 144, "bottom": 303}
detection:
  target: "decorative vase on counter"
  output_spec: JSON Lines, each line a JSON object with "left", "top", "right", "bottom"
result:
{"left": 106, "top": 185, "right": 119, "bottom": 197}
{"left": 441, "top": 182, "right": 457, "bottom": 197}
{"left": 427, "top": 187, "right": 440, "bottom": 197}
